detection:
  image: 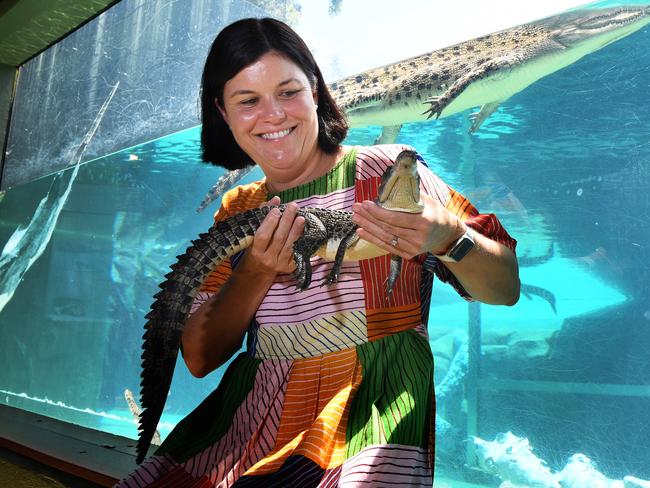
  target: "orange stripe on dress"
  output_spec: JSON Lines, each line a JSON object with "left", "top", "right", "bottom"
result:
{"left": 446, "top": 189, "right": 476, "bottom": 221}
{"left": 366, "top": 302, "right": 422, "bottom": 341}
{"left": 245, "top": 348, "right": 363, "bottom": 473}
{"left": 199, "top": 260, "right": 232, "bottom": 292}
{"left": 196, "top": 181, "right": 268, "bottom": 295}
{"left": 213, "top": 180, "right": 268, "bottom": 221}
{"left": 446, "top": 189, "right": 517, "bottom": 252}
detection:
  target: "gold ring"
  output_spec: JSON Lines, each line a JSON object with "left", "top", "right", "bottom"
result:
{"left": 391, "top": 236, "right": 399, "bottom": 247}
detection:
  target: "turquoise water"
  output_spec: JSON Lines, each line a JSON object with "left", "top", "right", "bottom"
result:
{"left": 0, "top": 8, "right": 649, "bottom": 487}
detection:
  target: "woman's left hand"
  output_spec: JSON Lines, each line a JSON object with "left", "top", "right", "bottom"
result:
{"left": 351, "top": 193, "right": 465, "bottom": 260}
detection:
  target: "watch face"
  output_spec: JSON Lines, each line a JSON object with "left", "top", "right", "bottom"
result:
{"left": 448, "top": 236, "right": 475, "bottom": 262}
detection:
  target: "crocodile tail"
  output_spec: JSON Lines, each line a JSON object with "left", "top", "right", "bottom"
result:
{"left": 135, "top": 206, "right": 272, "bottom": 463}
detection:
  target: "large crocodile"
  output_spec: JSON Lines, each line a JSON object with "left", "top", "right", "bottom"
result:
{"left": 333, "top": 5, "right": 650, "bottom": 140}
{"left": 136, "top": 149, "right": 423, "bottom": 463}
{"left": 197, "top": 6, "right": 650, "bottom": 212}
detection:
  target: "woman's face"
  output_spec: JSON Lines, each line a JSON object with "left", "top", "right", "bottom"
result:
{"left": 219, "top": 52, "right": 320, "bottom": 187}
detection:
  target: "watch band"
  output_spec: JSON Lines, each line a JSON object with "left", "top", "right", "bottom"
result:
{"left": 434, "top": 227, "right": 475, "bottom": 263}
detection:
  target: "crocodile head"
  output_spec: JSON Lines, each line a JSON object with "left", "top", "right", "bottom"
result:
{"left": 545, "top": 6, "right": 650, "bottom": 51}
{"left": 377, "top": 150, "right": 425, "bottom": 213}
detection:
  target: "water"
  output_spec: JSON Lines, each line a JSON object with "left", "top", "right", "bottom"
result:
{"left": 1, "top": 8, "right": 650, "bottom": 488}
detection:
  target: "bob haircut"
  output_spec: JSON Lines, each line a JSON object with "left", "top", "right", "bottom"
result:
{"left": 200, "top": 17, "right": 348, "bottom": 170}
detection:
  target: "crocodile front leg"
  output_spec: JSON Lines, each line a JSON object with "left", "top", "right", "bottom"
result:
{"left": 293, "top": 212, "right": 328, "bottom": 290}
{"left": 422, "top": 58, "right": 514, "bottom": 119}
{"left": 323, "top": 228, "right": 360, "bottom": 286}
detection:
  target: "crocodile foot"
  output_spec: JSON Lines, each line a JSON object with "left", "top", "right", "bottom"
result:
{"left": 422, "top": 95, "right": 449, "bottom": 120}
{"left": 295, "top": 266, "right": 312, "bottom": 291}
{"left": 323, "top": 269, "right": 340, "bottom": 287}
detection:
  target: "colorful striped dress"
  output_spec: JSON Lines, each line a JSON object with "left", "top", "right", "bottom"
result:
{"left": 116, "top": 144, "right": 516, "bottom": 488}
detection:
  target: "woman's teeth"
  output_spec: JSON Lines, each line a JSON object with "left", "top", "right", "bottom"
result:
{"left": 260, "top": 128, "right": 292, "bottom": 140}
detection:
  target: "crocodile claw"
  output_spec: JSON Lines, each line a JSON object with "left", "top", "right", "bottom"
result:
{"left": 422, "top": 95, "right": 447, "bottom": 120}
{"left": 323, "top": 270, "right": 339, "bottom": 287}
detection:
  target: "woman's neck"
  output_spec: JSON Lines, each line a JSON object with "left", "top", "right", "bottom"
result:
{"left": 264, "top": 145, "right": 347, "bottom": 194}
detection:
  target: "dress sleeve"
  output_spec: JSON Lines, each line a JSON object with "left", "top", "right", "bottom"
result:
{"left": 415, "top": 152, "right": 517, "bottom": 301}
{"left": 188, "top": 181, "right": 267, "bottom": 315}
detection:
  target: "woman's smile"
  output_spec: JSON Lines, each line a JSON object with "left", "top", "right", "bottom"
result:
{"left": 258, "top": 126, "right": 295, "bottom": 140}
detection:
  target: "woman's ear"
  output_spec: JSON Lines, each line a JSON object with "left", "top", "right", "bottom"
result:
{"left": 215, "top": 98, "right": 229, "bottom": 124}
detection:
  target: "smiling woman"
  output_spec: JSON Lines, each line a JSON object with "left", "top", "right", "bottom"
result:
{"left": 199, "top": 17, "right": 347, "bottom": 175}
{"left": 115, "top": 17, "right": 519, "bottom": 488}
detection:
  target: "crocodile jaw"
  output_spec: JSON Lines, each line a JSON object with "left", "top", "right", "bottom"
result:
{"left": 549, "top": 7, "right": 650, "bottom": 48}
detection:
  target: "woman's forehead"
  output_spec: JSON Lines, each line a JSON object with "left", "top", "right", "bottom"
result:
{"left": 226, "top": 52, "right": 310, "bottom": 90}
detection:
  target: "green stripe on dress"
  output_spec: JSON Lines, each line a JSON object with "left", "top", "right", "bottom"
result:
{"left": 269, "top": 148, "right": 357, "bottom": 202}
{"left": 155, "top": 354, "right": 262, "bottom": 461}
{"left": 345, "top": 330, "right": 433, "bottom": 457}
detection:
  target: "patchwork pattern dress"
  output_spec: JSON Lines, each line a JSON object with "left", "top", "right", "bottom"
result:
{"left": 116, "top": 144, "right": 516, "bottom": 487}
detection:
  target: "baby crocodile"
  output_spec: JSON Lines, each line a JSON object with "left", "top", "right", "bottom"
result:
{"left": 136, "top": 149, "right": 423, "bottom": 463}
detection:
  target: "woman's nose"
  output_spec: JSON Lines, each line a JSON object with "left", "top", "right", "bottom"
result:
{"left": 260, "top": 97, "right": 286, "bottom": 122}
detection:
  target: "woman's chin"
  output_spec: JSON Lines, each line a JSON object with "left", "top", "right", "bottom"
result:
{"left": 263, "top": 151, "right": 301, "bottom": 170}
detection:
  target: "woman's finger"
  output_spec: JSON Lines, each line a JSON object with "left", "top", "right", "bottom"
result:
{"left": 253, "top": 207, "right": 282, "bottom": 252}
{"left": 353, "top": 205, "right": 420, "bottom": 255}
{"left": 261, "top": 195, "right": 281, "bottom": 208}
{"left": 279, "top": 215, "right": 305, "bottom": 269}
{"left": 355, "top": 200, "right": 422, "bottom": 230}
{"left": 355, "top": 226, "right": 414, "bottom": 260}
{"left": 266, "top": 203, "right": 299, "bottom": 255}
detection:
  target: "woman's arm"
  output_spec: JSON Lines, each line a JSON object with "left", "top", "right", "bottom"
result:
{"left": 181, "top": 199, "right": 304, "bottom": 377}
{"left": 351, "top": 193, "right": 520, "bottom": 306}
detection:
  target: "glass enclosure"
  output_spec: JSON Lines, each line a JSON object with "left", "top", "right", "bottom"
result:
{"left": 1, "top": 0, "right": 649, "bottom": 486}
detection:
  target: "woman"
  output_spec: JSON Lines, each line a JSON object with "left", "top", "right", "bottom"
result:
{"left": 117, "top": 17, "right": 519, "bottom": 487}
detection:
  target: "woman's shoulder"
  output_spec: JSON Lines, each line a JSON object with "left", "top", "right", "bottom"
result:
{"left": 213, "top": 179, "right": 267, "bottom": 221}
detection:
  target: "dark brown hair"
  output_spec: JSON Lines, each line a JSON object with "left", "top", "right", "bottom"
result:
{"left": 200, "top": 17, "right": 348, "bottom": 170}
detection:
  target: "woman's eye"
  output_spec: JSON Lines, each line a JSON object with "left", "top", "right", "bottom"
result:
{"left": 280, "top": 89, "right": 301, "bottom": 98}
{"left": 239, "top": 98, "right": 257, "bottom": 106}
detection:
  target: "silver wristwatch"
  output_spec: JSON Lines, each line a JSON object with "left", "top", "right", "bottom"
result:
{"left": 434, "top": 227, "right": 475, "bottom": 263}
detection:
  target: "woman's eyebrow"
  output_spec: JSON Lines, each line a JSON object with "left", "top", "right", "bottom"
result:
{"left": 229, "top": 78, "right": 303, "bottom": 98}
{"left": 278, "top": 78, "right": 302, "bottom": 86}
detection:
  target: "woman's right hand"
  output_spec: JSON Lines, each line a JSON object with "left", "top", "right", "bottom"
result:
{"left": 241, "top": 196, "right": 305, "bottom": 277}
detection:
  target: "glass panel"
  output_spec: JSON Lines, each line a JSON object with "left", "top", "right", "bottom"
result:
{"left": 0, "top": 126, "right": 243, "bottom": 439}
{"left": 2, "top": 0, "right": 269, "bottom": 190}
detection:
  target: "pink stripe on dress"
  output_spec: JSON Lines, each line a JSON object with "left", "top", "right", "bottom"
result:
{"left": 339, "top": 444, "right": 432, "bottom": 486}
{"left": 294, "top": 186, "right": 356, "bottom": 210}
{"left": 179, "top": 359, "right": 292, "bottom": 487}
{"left": 257, "top": 261, "right": 365, "bottom": 325}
